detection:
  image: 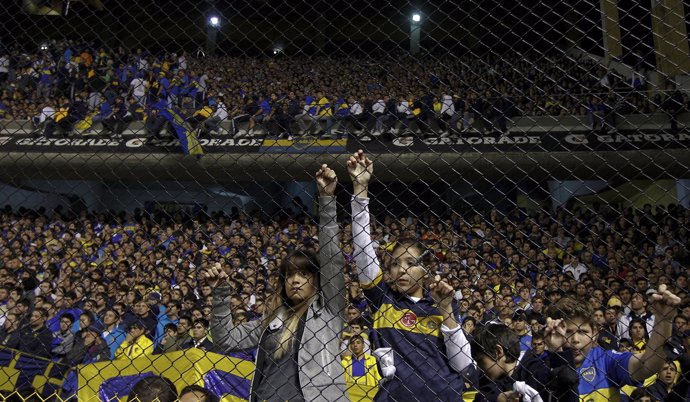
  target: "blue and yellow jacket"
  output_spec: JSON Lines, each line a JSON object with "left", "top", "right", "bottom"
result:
{"left": 364, "top": 281, "right": 467, "bottom": 401}
{"left": 342, "top": 353, "right": 381, "bottom": 402}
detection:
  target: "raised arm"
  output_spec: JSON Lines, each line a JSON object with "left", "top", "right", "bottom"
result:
{"left": 205, "top": 263, "right": 263, "bottom": 352}
{"left": 347, "top": 150, "right": 381, "bottom": 286}
{"left": 628, "top": 284, "right": 681, "bottom": 381}
{"left": 315, "top": 164, "right": 346, "bottom": 317}
{"left": 430, "top": 275, "right": 473, "bottom": 373}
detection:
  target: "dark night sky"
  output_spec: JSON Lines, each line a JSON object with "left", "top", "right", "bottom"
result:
{"left": 1, "top": 0, "right": 687, "bottom": 65}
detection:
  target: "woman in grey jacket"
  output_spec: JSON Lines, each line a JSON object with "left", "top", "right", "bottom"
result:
{"left": 205, "top": 164, "right": 347, "bottom": 402}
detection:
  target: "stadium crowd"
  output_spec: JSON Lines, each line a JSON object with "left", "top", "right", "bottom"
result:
{"left": 1, "top": 40, "right": 688, "bottom": 140}
{"left": 0, "top": 151, "right": 687, "bottom": 401}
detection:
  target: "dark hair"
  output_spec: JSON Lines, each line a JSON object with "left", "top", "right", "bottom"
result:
{"left": 129, "top": 375, "right": 177, "bottom": 402}
{"left": 33, "top": 307, "right": 49, "bottom": 319}
{"left": 349, "top": 334, "right": 365, "bottom": 344}
{"left": 178, "top": 384, "right": 219, "bottom": 402}
{"left": 545, "top": 297, "right": 596, "bottom": 330}
{"left": 60, "top": 313, "right": 75, "bottom": 323}
{"left": 628, "top": 318, "right": 649, "bottom": 340}
{"left": 105, "top": 308, "right": 121, "bottom": 320}
{"left": 127, "top": 321, "right": 145, "bottom": 332}
{"left": 17, "top": 298, "right": 31, "bottom": 309}
{"left": 349, "top": 317, "right": 366, "bottom": 328}
{"left": 629, "top": 387, "right": 652, "bottom": 401}
{"left": 470, "top": 323, "right": 521, "bottom": 364}
{"left": 274, "top": 249, "right": 321, "bottom": 307}
{"left": 278, "top": 249, "right": 320, "bottom": 283}
{"left": 193, "top": 318, "right": 210, "bottom": 329}
{"left": 391, "top": 239, "right": 434, "bottom": 269}
{"left": 265, "top": 249, "right": 321, "bottom": 359}
{"left": 618, "top": 286, "right": 633, "bottom": 295}
{"left": 513, "top": 310, "right": 527, "bottom": 321}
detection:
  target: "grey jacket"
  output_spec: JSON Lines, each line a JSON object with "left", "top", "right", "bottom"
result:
{"left": 211, "top": 196, "right": 347, "bottom": 402}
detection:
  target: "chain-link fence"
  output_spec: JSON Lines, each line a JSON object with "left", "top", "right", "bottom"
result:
{"left": 0, "top": 0, "right": 689, "bottom": 401}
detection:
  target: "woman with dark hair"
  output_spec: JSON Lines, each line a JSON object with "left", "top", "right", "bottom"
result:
{"left": 206, "top": 164, "right": 347, "bottom": 402}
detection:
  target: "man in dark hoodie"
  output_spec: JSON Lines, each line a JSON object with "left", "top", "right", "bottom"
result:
{"left": 0, "top": 313, "right": 22, "bottom": 349}
{"left": 64, "top": 323, "right": 110, "bottom": 365}
{"left": 132, "top": 298, "right": 158, "bottom": 337}
{"left": 20, "top": 307, "right": 53, "bottom": 358}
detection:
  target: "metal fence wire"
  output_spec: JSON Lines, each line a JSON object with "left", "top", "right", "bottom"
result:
{"left": 0, "top": 0, "right": 689, "bottom": 401}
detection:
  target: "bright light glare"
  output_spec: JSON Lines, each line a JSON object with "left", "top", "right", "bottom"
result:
{"left": 209, "top": 16, "right": 220, "bottom": 26}
{"left": 412, "top": 13, "right": 421, "bottom": 22}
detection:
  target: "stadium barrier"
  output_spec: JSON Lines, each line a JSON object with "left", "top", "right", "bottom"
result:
{"left": 1, "top": 113, "right": 688, "bottom": 136}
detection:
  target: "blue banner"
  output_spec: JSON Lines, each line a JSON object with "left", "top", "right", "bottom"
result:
{"left": 0, "top": 347, "right": 68, "bottom": 397}
{"left": 77, "top": 348, "right": 255, "bottom": 401}
{"left": 157, "top": 107, "right": 204, "bottom": 156}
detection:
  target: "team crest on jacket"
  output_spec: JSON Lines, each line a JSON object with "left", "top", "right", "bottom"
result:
{"left": 580, "top": 366, "right": 596, "bottom": 383}
{"left": 401, "top": 312, "right": 418, "bottom": 327}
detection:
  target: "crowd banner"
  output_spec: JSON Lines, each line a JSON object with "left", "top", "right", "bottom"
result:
{"left": 77, "top": 349, "right": 254, "bottom": 402}
{"left": 0, "top": 347, "right": 69, "bottom": 398}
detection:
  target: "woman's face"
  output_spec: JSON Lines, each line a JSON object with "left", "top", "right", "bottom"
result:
{"left": 285, "top": 269, "right": 317, "bottom": 304}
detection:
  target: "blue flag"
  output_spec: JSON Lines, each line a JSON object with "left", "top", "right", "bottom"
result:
{"left": 0, "top": 347, "right": 69, "bottom": 397}
{"left": 157, "top": 107, "right": 204, "bottom": 156}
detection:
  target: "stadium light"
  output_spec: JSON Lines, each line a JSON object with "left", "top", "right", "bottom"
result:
{"left": 410, "top": 13, "right": 422, "bottom": 55}
{"left": 206, "top": 14, "right": 221, "bottom": 56}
